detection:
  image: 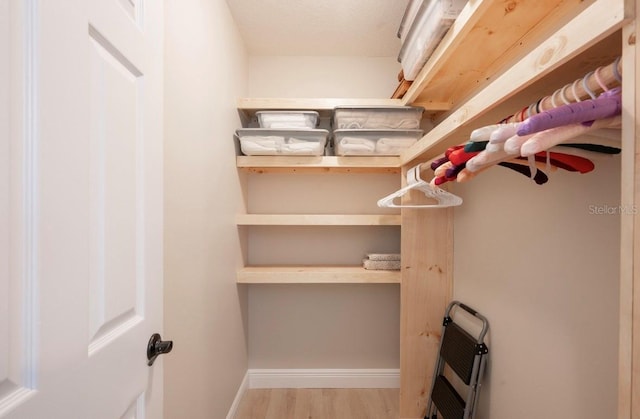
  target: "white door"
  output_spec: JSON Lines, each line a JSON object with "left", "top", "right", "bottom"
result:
{"left": 1, "top": 0, "right": 165, "bottom": 418}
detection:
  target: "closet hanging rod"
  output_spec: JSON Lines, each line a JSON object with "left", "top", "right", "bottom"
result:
{"left": 503, "top": 57, "right": 622, "bottom": 124}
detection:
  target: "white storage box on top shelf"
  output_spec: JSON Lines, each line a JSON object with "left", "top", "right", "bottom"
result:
{"left": 256, "top": 111, "right": 319, "bottom": 129}
{"left": 398, "top": 0, "right": 469, "bottom": 81}
{"left": 236, "top": 128, "right": 329, "bottom": 156}
{"left": 334, "top": 129, "right": 423, "bottom": 156}
{"left": 333, "top": 106, "right": 424, "bottom": 130}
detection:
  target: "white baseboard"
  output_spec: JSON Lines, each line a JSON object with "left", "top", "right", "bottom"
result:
{"left": 248, "top": 368, "right": 400, "bottom": 389}
{"left": 225, "top": 371, "right": 249, "bottom": 419}
{"left": 226, "top": 368, "right": 400, "bottom": 417}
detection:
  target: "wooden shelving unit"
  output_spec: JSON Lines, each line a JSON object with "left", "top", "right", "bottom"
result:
{"left": 392, "top": 1, "right": 633, "bottom": 418}
{"left": 400, "top": 0, "right": 624, "bottom": 164}
{"left": 237, "top": 266, "right": 401, "bottom": 284}
{"left": 236, "top": 97, "right": 402, "bottom": 286}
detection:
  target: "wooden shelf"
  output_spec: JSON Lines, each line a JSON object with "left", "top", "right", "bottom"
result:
{"left": 237, "top": 97, "right": 403, "bottom": 119}
{"left": 400, "top": 0, "right": 625, "bottom": 164}
{"left": 237, "top": 155, "right": 401, "bottom": 173}
{"left": 237, "top": 266, "right": 401, "bottom": 284}
{"left": 236, "top": 214, "right": 401, "bottom": 226}
{"left": 401, "top": 0, "right": 596, "bottom": 110}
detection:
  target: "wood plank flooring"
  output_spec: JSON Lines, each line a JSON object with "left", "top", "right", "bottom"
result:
{"left": 234, "top": 388, "right": 399, "bottom": 419}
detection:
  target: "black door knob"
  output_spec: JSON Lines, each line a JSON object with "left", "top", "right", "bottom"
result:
{"left": 147, "top": 333, "right": 173, "bottom": 366}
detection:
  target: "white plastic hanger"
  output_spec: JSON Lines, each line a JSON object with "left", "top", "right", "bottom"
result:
{"left": 377, "top": 163, "right": 463, "bottom": 208}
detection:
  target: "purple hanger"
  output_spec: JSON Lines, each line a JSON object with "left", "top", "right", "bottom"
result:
{"left": 430, "top": 156, "right": 450, "bottom": 171}
{"left": 444, "top": 163, "right": 466, "bottom": 179}
{"left": 517, "top": 87, "right": 621, "bottom": 136}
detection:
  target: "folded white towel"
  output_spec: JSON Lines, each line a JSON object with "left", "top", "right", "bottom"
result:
{"left": 375, "top": 137, "right": 417, "bottom": 154}
{"left": 366, "top": 253, "right": 401, "bottom": 261}
{"left": 280, "top": 138, "right": 323, "bottom": 155}
{"left": 240, "top": 135, "right": 286, "bottom": 155}
{"left": 363, "top": 259, "right": 401, "bottom": 270}
{"left": 338, "top": 137, "right": 376, "bottom": 155}
{"left": 341, "top": 121, "right": 365, "bottom": 129}
{"left": 336, "top": 112, "right": 421, "bottom": 130}
{"left": 241, "top": 135, "right": 285, "bottom": 145}
{"left": 289, "top": 137, "right": 316, "bottom": 144}
{"left": 268, "top": 121, "right": 312, "bottom": 129}
{"left": 259, "top": 114, "right": 315, "bottom": 129}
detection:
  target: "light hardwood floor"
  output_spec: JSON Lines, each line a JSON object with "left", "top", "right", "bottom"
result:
{"left": 234, "top": 388, "right": 400, "bottom": 419}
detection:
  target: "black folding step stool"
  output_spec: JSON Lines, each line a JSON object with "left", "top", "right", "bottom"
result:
{"left": 425, "top": 301, "right": 489, "bottom": 419}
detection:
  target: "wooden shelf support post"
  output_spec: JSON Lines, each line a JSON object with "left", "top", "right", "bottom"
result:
{"left": 399, "top": 168, "right": 454, "bottom": 418}
{"left": 619, "top": 4, "right": 639, "bottom": 417}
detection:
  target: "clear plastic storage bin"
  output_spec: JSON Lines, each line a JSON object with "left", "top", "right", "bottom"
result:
{"left": 256, "top": 111, "right": 319, "bottom": 129}
{"left": 333, "top": 106, "right": 424, "bottom": 130}
{"left": 333, "top": 129, "right": 424, "bottom": 156}
{"left": 397, "top": 0, "right": 423, "bottom": 42}
{"left": 398, "top": 0, "right": 469, "bottom": 81}
{"left": 236, "top": 128, "right": 328, "bottom": 156}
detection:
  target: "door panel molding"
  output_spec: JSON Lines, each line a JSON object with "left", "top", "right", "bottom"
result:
{"left": 120, "top": 392, "right": 145, "bottom": 419}
{"left": 88, "top": 24, "right": 144, "bottom": 352}
{"left": 116, "top": 0, "right": 144, "bottom": 29}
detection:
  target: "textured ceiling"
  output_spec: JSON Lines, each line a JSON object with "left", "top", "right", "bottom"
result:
{"left": 225, "top": 0, "right": 410, "bottom": 56}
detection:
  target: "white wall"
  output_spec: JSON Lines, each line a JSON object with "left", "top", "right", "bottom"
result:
{"left": 246, "top": 174, "right": 401, "bottom": 369}
{"left": 163, "top": 1, "right": 248, "bottom": 418}
{"left": 246, "top": 56, "right": 403, "bottom": 370}
{"left": 452, "top": 155, "right": 621, "bottom": 418}
{"left": 249, "top": 56, "right": 400, "bottom": 98}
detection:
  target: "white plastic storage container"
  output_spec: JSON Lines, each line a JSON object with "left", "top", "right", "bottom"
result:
{"left": 333, "top": 129, "right": 424, "bottom": 156}
{"left": 333, "top": 106, "right": 424, "bottom": 130}
{"left": 236, "top": 128, "right": 328, "bottom": 156}
{"left": 255, "top": 111, "right": 319, "bottom": 129}
{"left": 398, "top": 0, "right": 469, "bottom": 81}
{"left": 397, "top": 0, "right": 423, "bottom": 43}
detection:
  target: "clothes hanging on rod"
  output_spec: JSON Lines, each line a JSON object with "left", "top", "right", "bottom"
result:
{"left": 501, "top": 56, "right": 622, "bottom": 124}
{"left": 383, "top": 59, "right": 624, "bottom": 209}
{"left": 516, "top": 88, "right": 621, "bottom": 136}
{"left": 519, "top": 115, "right": 621, "bottom": 156}
{"left": 424, "top": 58, "right": 622, "bottom": 188}
{"left": 440, "top": 158, "right": 555, "bottom": 185}
{"left": 431, "top": 147, "right": 595, "bottom": 184}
